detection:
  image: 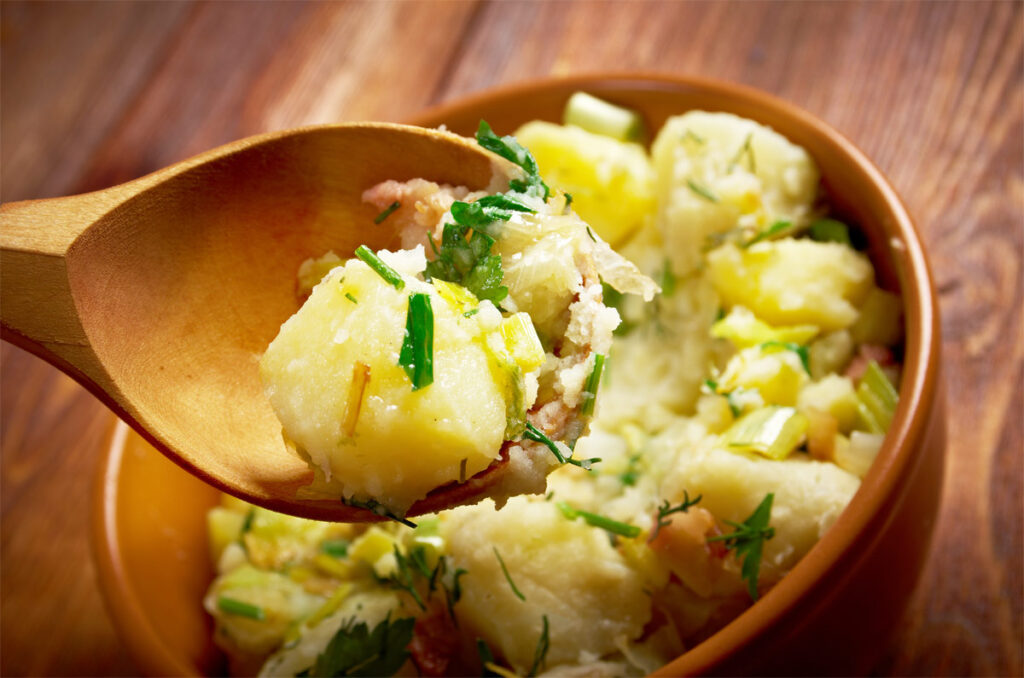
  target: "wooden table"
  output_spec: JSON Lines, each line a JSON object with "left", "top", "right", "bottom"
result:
{"left": 1, "top": 2, "right": 1020, "bottom": 675}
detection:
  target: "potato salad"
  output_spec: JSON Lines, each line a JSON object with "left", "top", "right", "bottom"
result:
{"left": 206, "top": 95, "right": 903, "bottom": 677}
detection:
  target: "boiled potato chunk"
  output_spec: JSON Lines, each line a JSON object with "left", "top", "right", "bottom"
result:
{"left": 514, "top": 120, "right": 655, "bottom": 246}
{"left": 652, "top": 111, "right": 820, "bottom": 274}
{"left": 443, "top": 498, "right": 650, "bottom": 674}
{"left": 260, "top": 250, "right": 511, "bottom": 515}
{"left": 707, "top": 239, "right": 874, "bottom": 330}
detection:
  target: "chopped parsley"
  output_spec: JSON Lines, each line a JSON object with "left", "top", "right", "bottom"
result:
{"left": 354, "top": 245, "right": 404, "bottom": 290}
{"left": 649, "top": 491, "right": 702, "bottom": 541}
{"left": 493, "top": 547, "right": 526, "bottom": 601}
{"left": 373, "top": 201, "right": 401, "bottom": 224}
{"left": 580, "top": 354, "right": 606, "bottom": 417}
{"left": 476, "top": 121, "right": 550, "bottom": 199}
{"left": 707, "top": 493, "right": 775, "bottom": 600}
{"left": 398, "top": 293, "right": 434, "bottom": 390}
{"left": 686, "top": 178, "right": 719, "bottom": 203}
{"left": 557, "top": 501, "right": 641, "bottom": 538}
{"left": 217, "top": 596, "right": 265, "bottom": 620}
{"left": 425, "top": 223, "right": 508, "bottom": 304}
{"left": 304, "top": 614, "right": 414, "bottom": 677}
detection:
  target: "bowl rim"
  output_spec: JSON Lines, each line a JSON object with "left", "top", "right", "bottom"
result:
{"left": 92, "top": 72, "right": 942, "bottom": 676}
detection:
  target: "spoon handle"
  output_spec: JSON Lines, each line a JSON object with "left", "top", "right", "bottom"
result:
{"left": 0, "top": 189, "right": 126, "bottom": 382}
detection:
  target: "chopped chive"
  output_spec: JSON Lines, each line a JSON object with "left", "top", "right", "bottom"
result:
{"left": 585, "top": 225, "right": 597, "bottom": 242}
{"left": 564, "top": 192, "right": 574, "bottom": 208}
{"left": 687, "top": 179, "right": 719, "bottom": 203}
{"left": 217, "top": 596, "right": 266, "bottom": 620}
{"left": 527, "top": 615, "right": 550, "bottom": 677}
{"left": 373, "top": 200, "right": 401, "bottom": 224}
{"left": 320, "top": 539, "right": 349, "bottom": 558}
{"left": 730, "top": 132, "right": 756, "bottom": 173}
{"left": 557, "top": 502, "right": 641, "bottom": 538}
{"left": 683, "top": 128, "right": 706, "bottom": 144}
{"left": 344, "top": 292, "right": 358, "bottom": 304}
{"left": 745, "top": 220, "right": 792, "bottom": 247}
{"left": 354, "top": 245, "right": 405, "bottom": 290}
{"left": 493, "top": 547, "right": 526, "bottom": 601}
{"left": 462, "top": 308, "right": 480, "bottom": 318}
{"left": 399, "top": 293, "right": 434, "bottom": 390}
{"left": 580, "top": 354, "right": 606, "bottom": 417}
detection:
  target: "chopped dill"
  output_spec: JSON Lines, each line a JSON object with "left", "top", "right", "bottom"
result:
{"left": 493, "top": 547, "right": 526, "bottom": 601}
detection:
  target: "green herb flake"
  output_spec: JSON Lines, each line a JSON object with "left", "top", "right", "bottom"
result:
{"left": 649, "top": 491, "right": 702, "bottom": 541}
{"left": 745, "top": 220, "right": 792, "bottom": 247}
{"left": 493, "top": 547, "right": 526, "bottom": 601}
{"left": 707, "top": 493, "right": 775, "bottom": 600}
{"left": 523, "top": 423, "right": 600, "bottom": 470}
{"left": 344, "top": 292, "right": 358, "bottom": 304}
{"left": 557, "top": 501, "right": 641, "bottom": 538}
{"left": 399, "top": 293, "right": 434, "bottom": 390}
{"left": 217, "top": 596, "right": 265, "bottom": 620}
{"left": 527, "top": 615, "right": 550, "bottom": 677}
{"left": 424, "top": 222, "right": 508, "bottom": 303}
{"left": 808, "top": 218, "right": 852, "bottom": 245}
{"left": 683, "top": 129, "right": 706, "bottom": 145}
{"left": 564, "top": 192, "right": 574, "bottom": 208}
{"left": 476, "top": 121, "right": 550, "bottom": 199}
{"left": 759, "top": 340, "right": 811, "bottom": 374}
{"left": 659, "top": 258, "right": 677, "bottom": 297}
{"left": 355, "top": 245, "right": 405, "bottom": 290}
{"left": 580, "top": 354, "right": 606, "bottom": 417}
{"left": 686, "top": 178, "right": 719, "bottom": 203}
{"left": 730, "top": 132, "right": 756, "bottom": 173}
{"left": 320, "top": 539, "right": 350, "bottom": 558}
{"left": 585, "top": 225, "right": 597, "bottom": 242}
{"left": 373, "top": 201, "right": 401, "bottom": 225}
{"left": 306, "top": 614, "right": 415, "bottom": 677}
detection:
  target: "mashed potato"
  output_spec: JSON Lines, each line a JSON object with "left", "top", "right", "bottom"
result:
{"left": 206, "top": 106, "right": 903, "bottom": 676}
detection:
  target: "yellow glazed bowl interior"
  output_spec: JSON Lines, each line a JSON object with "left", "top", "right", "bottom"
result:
{"left": 92, "top": 74, "right": 945, "bottom": 676}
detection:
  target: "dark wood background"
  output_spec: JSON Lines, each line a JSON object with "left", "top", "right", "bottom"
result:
{"left": 1, "top": 1, "right": 1021, "bottom": 675}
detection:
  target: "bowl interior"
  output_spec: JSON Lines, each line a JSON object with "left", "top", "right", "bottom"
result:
{"left": 93, "top": 74, "right": 939, "bottom": 676}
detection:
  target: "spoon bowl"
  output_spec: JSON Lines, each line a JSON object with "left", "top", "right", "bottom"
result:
{"left": 1, "top": 123, "right": 516, "bottom": 521}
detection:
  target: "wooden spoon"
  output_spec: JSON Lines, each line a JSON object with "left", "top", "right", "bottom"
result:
{"left": 0, "top": 122, "right": 521, "bottom": 522}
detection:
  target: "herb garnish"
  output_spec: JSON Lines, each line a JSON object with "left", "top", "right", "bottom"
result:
{"left": 217, "top": 596, "right": 265, "bottom": 620}
{"left": 354, "top": 245, "right": 405, "bottom": 290}
{"left": 744, "top": 220, "right": 792, "bottom": 247}
{"left": 649, "top": 491, "right": 703, "bottom": 541}
{"left": 686, "top": 178, "right": 719, "bottom": 203}
{"left": 730, "top": 132, "right": 756, "bottom": 173}
{"left": 374, "top": 201, "right": 401, "bottom": 225}
{"left": 493, "top": 547, "right": 526, "bottom": 601}
{"left": 808, "top": 218, "right": 852, "bottom": 245}
{"left": 425, "top": 224, "right": 508, "bottom": 304}
{"left": 619, "top": 454, "right": 642, "bottom": 486}
{"left": 557, "top": 501, "right": 641, "bottom": 538}
{"left": 345, "top": 292, "right": 358, "bottom": 304}
{"left": 707, "top": 493, "right": 775, "bottom": 600}
{"left": 759, "top": 340, "right": 811, "bottom": 374}
{"left": 476, "top": 121, "right": 550, "bottom": 199}
{"left": 527, "top": 615, "right": 550, "bottom": 677}
{"left": 523, "top": 423, "right": 600, "bottom": 470}
{"left": 703, "top": 378, "right": 747, "bottom": 418}
{"left": 320, "top": 539, "right": 350, "bottom": 558}
{"left": 304, "top": 614, "right": 415, "bottom": 677}
{"left": 580, "top": 354, "right": 606, "bottom": 417}
{"left": 398, "top": 293, "right": 434, "bottom": 390}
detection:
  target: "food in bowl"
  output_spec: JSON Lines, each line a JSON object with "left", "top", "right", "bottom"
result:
{"left": 206, "top": 96, "right": 903, "bottom": 676}
{"left": 261, "top": 123, "right": 656, "bottom": 518}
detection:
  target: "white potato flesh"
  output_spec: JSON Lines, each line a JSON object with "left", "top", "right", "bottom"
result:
{"left": 707, "top": 239, "right": 875, "bottom": 330}
{"left": 443, "top": 498, "right": 650, "bottom": 674}
{"left": 651, "top": 111, "right": 820, "bottom": 274}
{"left": 260, "top": 252, "right": 509, "bottom": 515}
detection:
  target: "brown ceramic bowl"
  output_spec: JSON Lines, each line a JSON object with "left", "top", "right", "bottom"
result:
{"left": 92, "top": 73, "right": 945, "bottom": 676}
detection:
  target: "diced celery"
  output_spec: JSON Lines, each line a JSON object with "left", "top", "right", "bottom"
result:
{"left": 711, "top": 306, "right": 819, "bottom": 348}
{"left": 856, "top": 360, "right": 899, "bottom": 433}
{"left": 834, "top": 431, "right": 884, "bottom": 478}
{"left": 564, "top": 91, "right": 646, "bottom": 142}
{"left": 722, "top": 406, "right": 809, "bottom": 460}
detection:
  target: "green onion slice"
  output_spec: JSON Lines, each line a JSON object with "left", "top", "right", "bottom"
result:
{"left": 580, "top": 354, "right": 606, "bottom": 417}
{"left": 373, "top": 201, "right": 401, "bottom": 224}
{"left": 723, "top": 406, "right": 809, "bottom": 460}
{"left": 563, "top": 91, "right": 647, "bottom": 142}
{"left": 217, "top": 596, "right": 266, "bottom": 620}
{"left": 557, "top": 501, "right": 641, "bottom": 538}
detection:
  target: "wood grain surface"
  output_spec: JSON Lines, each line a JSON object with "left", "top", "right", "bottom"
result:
{"left": 1, "top": 1, "right": 1021, "bottom": 676}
